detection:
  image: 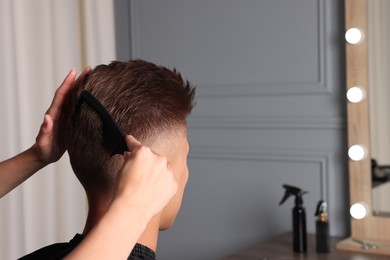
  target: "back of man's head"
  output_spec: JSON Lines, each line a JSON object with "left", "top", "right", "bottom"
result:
{"left": 62, "top": 59, "right": 195, "bottom": 197}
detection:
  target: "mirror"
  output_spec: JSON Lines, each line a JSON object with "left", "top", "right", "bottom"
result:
{"left": 368, "top": 0, "right": 390, "bottom": 217}
{"left": 337, "top": 0, "right": 390, "bottom": 255}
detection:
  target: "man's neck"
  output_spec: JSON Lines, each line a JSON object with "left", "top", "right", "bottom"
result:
{"left": 134, "top": 215, "right": 160, "bottom": 251}
{"left": 83, "top": 200, "right": 161, "bottom": 252}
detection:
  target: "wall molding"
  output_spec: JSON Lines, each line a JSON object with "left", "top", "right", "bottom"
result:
{"left": 189, "top": 115, "right": 345, "bottom": 130}
{"left": 189, "top": 145, "right": 331, "bottom": 201}
{"left": 193, "top": 0, "right": 327, "bottom": 98}
{"left": 130, "top": 0, "right": 329, "bottom": 98}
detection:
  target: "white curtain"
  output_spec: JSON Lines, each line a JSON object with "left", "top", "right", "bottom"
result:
{"left": 0, "top": 0, "right": 116, "bottom": 258}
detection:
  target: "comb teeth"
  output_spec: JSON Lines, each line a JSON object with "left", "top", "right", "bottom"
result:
{"left": 74, "top": 90, "right": 128, "bottom": 156}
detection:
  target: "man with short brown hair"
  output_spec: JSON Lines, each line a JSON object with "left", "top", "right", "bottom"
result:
{"left": 22, "top": 59, "right": 196, "bottom": 259}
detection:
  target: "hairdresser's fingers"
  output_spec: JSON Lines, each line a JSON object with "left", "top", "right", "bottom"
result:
{"left": 45, "top": 69, "right": 76, "bottom": 118}
{"left": 124, "top": 135, "right": 143, "bottom": 154}
{"left": 121, "top": 137, "right": 166, "bottom": 178}
{"left": 46, "top": 66, "right": 92, "bottom": 120}
{"left": 35, "top": 115, "right": 53, "bottom": 147}
{"left": 72, "top": 66, "right": 92, "bottom": 91}
{"left": 34, "top": 114, "right": 57, "bottom": 163}
{"left": 38, "top": 114, "right": 54, "bottom": 137}
{"left": 118, "top": 146, "right": 176, "bottom": 217}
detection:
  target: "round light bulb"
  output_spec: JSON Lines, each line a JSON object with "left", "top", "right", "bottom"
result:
{"left": 345, "top": 28, "right": 364, "bottom": 44}
{"left": 348, "top": 144, "right": 366, "bottom": 161}
{"left": 350, "top": 202, "right": 368, "bottom": 220}
{"left": 347, "top": 86, "right": 365, "bottom": 103}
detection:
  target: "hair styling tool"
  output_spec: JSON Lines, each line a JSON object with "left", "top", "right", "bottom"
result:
{"left": 74, "top": 90, "right": 128, "bottom": 156}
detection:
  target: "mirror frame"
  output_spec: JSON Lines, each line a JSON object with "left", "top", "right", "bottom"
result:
{"left": 337, "top": 0, "right": 390, "bottom": 255}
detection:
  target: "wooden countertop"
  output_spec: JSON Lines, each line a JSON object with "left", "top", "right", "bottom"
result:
{"left": 222, "top": 232, "right": 389, "bottom": 259}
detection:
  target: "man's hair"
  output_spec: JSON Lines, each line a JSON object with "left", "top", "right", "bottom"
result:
{"left": 62, "top": 59, "right": 195, "bottom": 194}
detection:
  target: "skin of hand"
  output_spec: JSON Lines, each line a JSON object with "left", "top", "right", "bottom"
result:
{"left": 0, "top": 67, "right": 91, "bottom": 198}
{"left": 2, "top": 67, "right": 177, "bottom": 258}
{"left": 115, "top": 135, "right": 178, "bottom": 219}
{"left": 33, "top": 67, "right": 92, "bottom": 165}
{"left": 64, "top": 135, "right": 178, "bottom": 260}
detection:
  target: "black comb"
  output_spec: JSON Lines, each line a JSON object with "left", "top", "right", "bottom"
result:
{"left": 74, "top": 90, "right": 128, "bottom": 156}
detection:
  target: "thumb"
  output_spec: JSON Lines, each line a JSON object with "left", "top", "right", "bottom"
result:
{"left": 37, "top": 114, "right": 54, "bottom": 141}
{"left": 124, "top": 135, "right": 142, "bottom": 153}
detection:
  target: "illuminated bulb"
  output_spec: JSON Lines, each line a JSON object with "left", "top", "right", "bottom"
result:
{"left": 350, "top": 202, "right": 368, "bottom": 220}
{"left": 348, "top": 145, "right": 366, "bottom": 161}
{"left": 347, "top": 87, "right": 365, "bottom": 103}
{"left": 345, "top": 28, "right": 363, "bottom": 44}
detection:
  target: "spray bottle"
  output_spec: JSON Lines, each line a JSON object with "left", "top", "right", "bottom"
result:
{"left": 279, "top": 184, "right": 308, "bottom": 253}
{"left": 315, "top": 200, "right": 330, "bottom": 253}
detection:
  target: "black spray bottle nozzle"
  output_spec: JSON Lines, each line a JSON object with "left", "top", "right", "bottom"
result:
{"left": 279, "top": 184, "right": 308, "bottom": 207}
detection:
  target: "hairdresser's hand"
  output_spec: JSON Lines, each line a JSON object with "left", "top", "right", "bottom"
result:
{"left": 33, "top": 67, "right": 91, "bottom": 165}
{"left": 115, "top": 135, "right": 178, "bottom": 219}
{"left": 64, "top": 136, "right": 176, "bottom": 260}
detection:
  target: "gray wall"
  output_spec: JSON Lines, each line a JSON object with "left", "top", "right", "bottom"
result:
{"left": 114, "top": 0, "right": 347, "bottom": 259}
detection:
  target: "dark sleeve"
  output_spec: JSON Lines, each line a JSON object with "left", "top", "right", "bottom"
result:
{"left": 18, "top": 243, "right": 75, "bottom": 260}
{"left": 18, "top": 234, "right": 84, "bottom": 260}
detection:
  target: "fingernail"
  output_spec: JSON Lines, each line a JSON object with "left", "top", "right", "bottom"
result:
{"left": 43, "top": 114, "right": 48, "bottom": 125}
{"left": 123, "top": 151, "right": 131, "bottom": 158}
